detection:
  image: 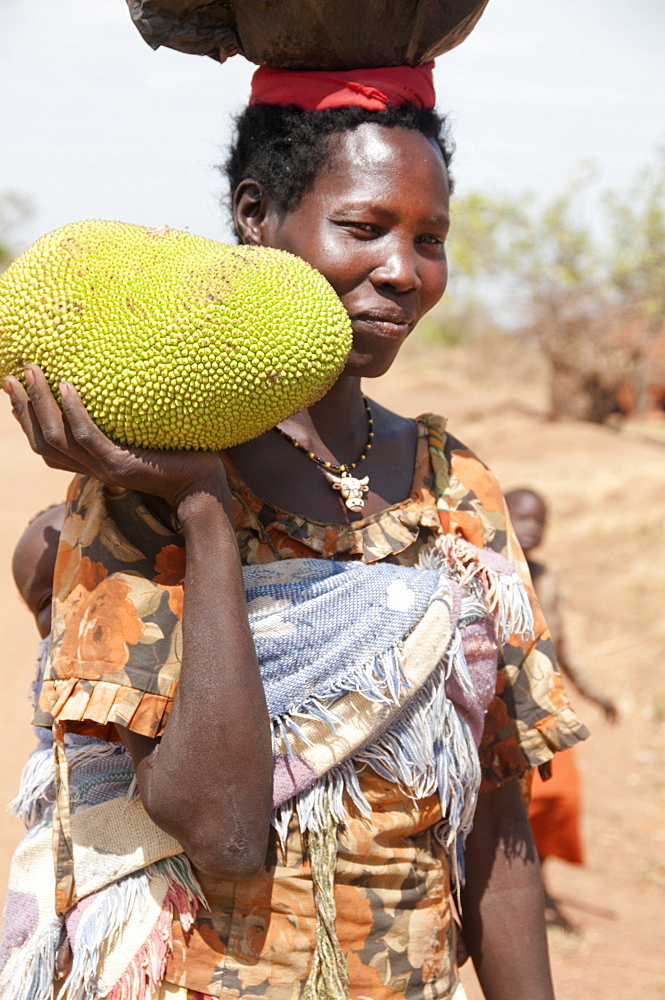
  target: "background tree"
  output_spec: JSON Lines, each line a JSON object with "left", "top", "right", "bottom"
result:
{"left": 604, "top": 147, "right": 665, "bottom": 414}
{"left": 446, "top": 148, "right": 665, "bottom": 422}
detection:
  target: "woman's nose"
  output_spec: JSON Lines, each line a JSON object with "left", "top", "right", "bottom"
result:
{"left": 370, "top": 244, "right": 421, "bottom": 293}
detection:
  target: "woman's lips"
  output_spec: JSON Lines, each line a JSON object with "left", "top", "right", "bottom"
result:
{"left": 352, "top": 312, "right": 414, "bottom": 337}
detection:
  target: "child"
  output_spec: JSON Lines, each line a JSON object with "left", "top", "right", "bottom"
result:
{"left": 10, "top": 503, "right": 66, "bottom": 805}
{"left": 2, "top": 503, "right": 71, "bottom": 979}
{"left": 12, "top": 503, "right": 65, "bottom": 642}
{"left": 505, "top": 487, "right": 618, "bottom": 927}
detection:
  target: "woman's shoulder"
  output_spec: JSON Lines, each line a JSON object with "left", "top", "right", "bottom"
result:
{"left": 418, "top": 413, "right": 507, "bottom": 527}
{"left": 418, "top": 412, "right": 494, "bottom": 469}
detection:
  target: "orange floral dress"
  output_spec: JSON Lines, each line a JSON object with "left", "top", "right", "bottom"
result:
{"left": 37, "top": 415, "right": 588, "bottom": 1000}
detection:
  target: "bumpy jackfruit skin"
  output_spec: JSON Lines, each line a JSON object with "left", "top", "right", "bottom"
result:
{"left": 0, "top": 220, "right": 352, "bottom": 450}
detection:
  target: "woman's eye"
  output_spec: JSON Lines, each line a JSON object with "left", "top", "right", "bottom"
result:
{"left": 339, "top": 221, "right": 378, "bottom": 237}
{"left": 418, "top": 234, "right": 446, "bottom": 248}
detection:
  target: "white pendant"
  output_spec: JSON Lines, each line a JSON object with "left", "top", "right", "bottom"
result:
{"left": 323, "top": 470, "right": 370, "bottom": 511}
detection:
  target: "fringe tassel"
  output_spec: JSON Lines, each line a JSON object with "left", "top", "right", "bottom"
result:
{"left": 301, "top": 801, "right": 348, "bottom": 1000}
{"left": 270, "top": 579, "right": 462, "bottom": 771}
{"left": 0, "top": 919, "right": 63, "bottom": 1000}
{"left": 353, "top": 626, "right": 481, "bottom": 894}
{"left": 269, "top": 599, "right": 484, "bottom": 985}
{"left": 274, "top": 643, "right": 413, "bottom": 765}
{"left": 8, "top": 746, "right": 56, "bottom": 827}
{"left": 153, "top": 855, "right": 207, "bottom": 924}
{"left": 9, "top": 740, "right": 124, "bottom": 829}
{"left": 61, "top": 855, "right": 202, "bottom": 1000}
{"left": 419, "top": 534, "right": 534, "bottom": 644}
{"left": 105, "top": 902, "right": 172, "bottom": 1000}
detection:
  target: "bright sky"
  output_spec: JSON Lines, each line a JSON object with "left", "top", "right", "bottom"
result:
{"left": 1, "top": 0, "right": 663, "bottom": 250}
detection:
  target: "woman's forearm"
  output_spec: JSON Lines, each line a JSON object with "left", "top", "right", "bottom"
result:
{"left": 134, "top": 484, "right": 274, "bottom": 880}
{"left": 460, "top": 779, "right": 555, "bottom": 1000}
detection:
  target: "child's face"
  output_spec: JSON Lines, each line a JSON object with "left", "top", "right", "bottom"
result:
{"left": 12, "top": 506, "right": 64, "bottom": 639}
{"left": 506, "top": 494, "right": 547, "bottom": 554}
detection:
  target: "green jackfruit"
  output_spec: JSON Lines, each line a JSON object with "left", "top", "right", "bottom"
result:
{"left": 0, "top": 220, "right": 352, "bottom": 450}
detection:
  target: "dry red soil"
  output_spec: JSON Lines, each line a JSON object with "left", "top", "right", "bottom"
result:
{"left": 1, "top": 343, "right": 664, "bottom": 998}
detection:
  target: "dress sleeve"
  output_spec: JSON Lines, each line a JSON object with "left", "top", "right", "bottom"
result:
{"left": 427, "top": 418, "right": 591, "bottom": 792}
{"left": 34, "top": 475, "right": 186, "bottom": 740}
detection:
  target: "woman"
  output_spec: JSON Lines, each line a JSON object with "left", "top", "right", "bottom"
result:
{"left": 2, "top": 65, "right": 587, "bottom": 1000}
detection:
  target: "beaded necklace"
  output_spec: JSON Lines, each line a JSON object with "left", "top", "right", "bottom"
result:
{"left": 274, "top": 395, "right": 374, "bottom": 511}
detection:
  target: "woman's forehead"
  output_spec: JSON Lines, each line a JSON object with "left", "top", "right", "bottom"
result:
{"left": 319, "top": 124, "right": 449, "bottom": 207}
{"left": 330, "top": 123, "right": 445, "bottom": 171}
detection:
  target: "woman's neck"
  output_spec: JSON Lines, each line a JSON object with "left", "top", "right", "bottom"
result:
{"left": 278, "top": 375, "right": 369, "bottom": 460}
{"left": 225, "top": 376, "right": 418, "bottom": 523}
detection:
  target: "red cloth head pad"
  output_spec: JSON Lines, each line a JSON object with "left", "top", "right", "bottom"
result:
{"left": 250, "top": 63, "right": 436, "bottom": 111}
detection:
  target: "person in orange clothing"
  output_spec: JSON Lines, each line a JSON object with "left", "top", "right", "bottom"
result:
{"left": 505, "top": 488, "right": 618, "bottom": 927}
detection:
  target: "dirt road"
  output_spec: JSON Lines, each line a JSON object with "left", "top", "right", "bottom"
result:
{"left": 1, "top": 346, "right": 664, "bottom": 997}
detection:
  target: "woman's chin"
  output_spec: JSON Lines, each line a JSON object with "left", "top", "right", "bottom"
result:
{"left": 342, "top": 345, "right": 404, "bottom": 379}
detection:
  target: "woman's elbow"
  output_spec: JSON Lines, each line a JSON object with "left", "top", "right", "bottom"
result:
{"left": 134, "top": 758, "right": 273, "bottom": 880}
{"left": 184, "top": 828, "right": 270, "bottom": 881}
{"left": 146, "top": 797, "right": 270, "bottom": 880}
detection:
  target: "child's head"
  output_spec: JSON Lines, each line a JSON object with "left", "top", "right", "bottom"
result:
{"left": 505, "top": 488, "right": 548, "bottom": 556}
{"left": 12, "top": 503, "right": 65, "bottom": 639}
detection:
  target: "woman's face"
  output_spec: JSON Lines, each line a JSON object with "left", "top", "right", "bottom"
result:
{"left": 237, "top": 124, "right": 450, "bottom": 378}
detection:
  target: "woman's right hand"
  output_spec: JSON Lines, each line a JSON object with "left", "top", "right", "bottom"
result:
{"left": 3, "top": 365, "right": 229, "bottom": 511}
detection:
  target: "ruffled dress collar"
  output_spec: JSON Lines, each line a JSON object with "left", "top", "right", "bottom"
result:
{"left": 221, "top": 418, "right": 443, "bottom": 563}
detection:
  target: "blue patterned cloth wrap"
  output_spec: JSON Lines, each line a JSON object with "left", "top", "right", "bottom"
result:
{"left": 244, "top": 558, "right": 448, "bottom": 718}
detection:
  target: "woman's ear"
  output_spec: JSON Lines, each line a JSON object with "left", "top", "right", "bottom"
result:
{"left": 233, "top": 179, "right": 275, "bottom": 246}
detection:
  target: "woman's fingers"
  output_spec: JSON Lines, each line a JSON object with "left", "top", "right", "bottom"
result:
{"left": 4, "top": 375, "right": 46, "bottom": 452}
{"left": 4, "top": 374, "right": 65, "bottom": 460}
{"left": 5, "top": 367, "right": 149, "bottom": 486}
{"left": 22, "top": 366, "right": 73, "bottom": 452}
{"left": 4, "top": 371, "right": 91, "bottom": 475}
{"left": 25, "top": 364, "right": 119, "bottom": 470}
{"left": 58, "top": 379, "right": 119, "bottom": 460}
{"left": 5, "top": 366, "right": 227, "bottom": 504}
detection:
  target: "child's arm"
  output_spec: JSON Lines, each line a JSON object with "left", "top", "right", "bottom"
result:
{"left": 556, "top": 645, "right": 619, "bottom": 722}
{"left": 536, "top": 567, "right": 618, "bottom": 723}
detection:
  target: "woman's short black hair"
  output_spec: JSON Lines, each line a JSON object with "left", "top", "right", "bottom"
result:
{"left": 224, "top": 102, "right": 454, "bottom": 228}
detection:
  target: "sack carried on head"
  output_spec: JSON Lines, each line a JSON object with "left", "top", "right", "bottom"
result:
{"left": 126, "top": 0, "right": 489, "bottom": 69}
